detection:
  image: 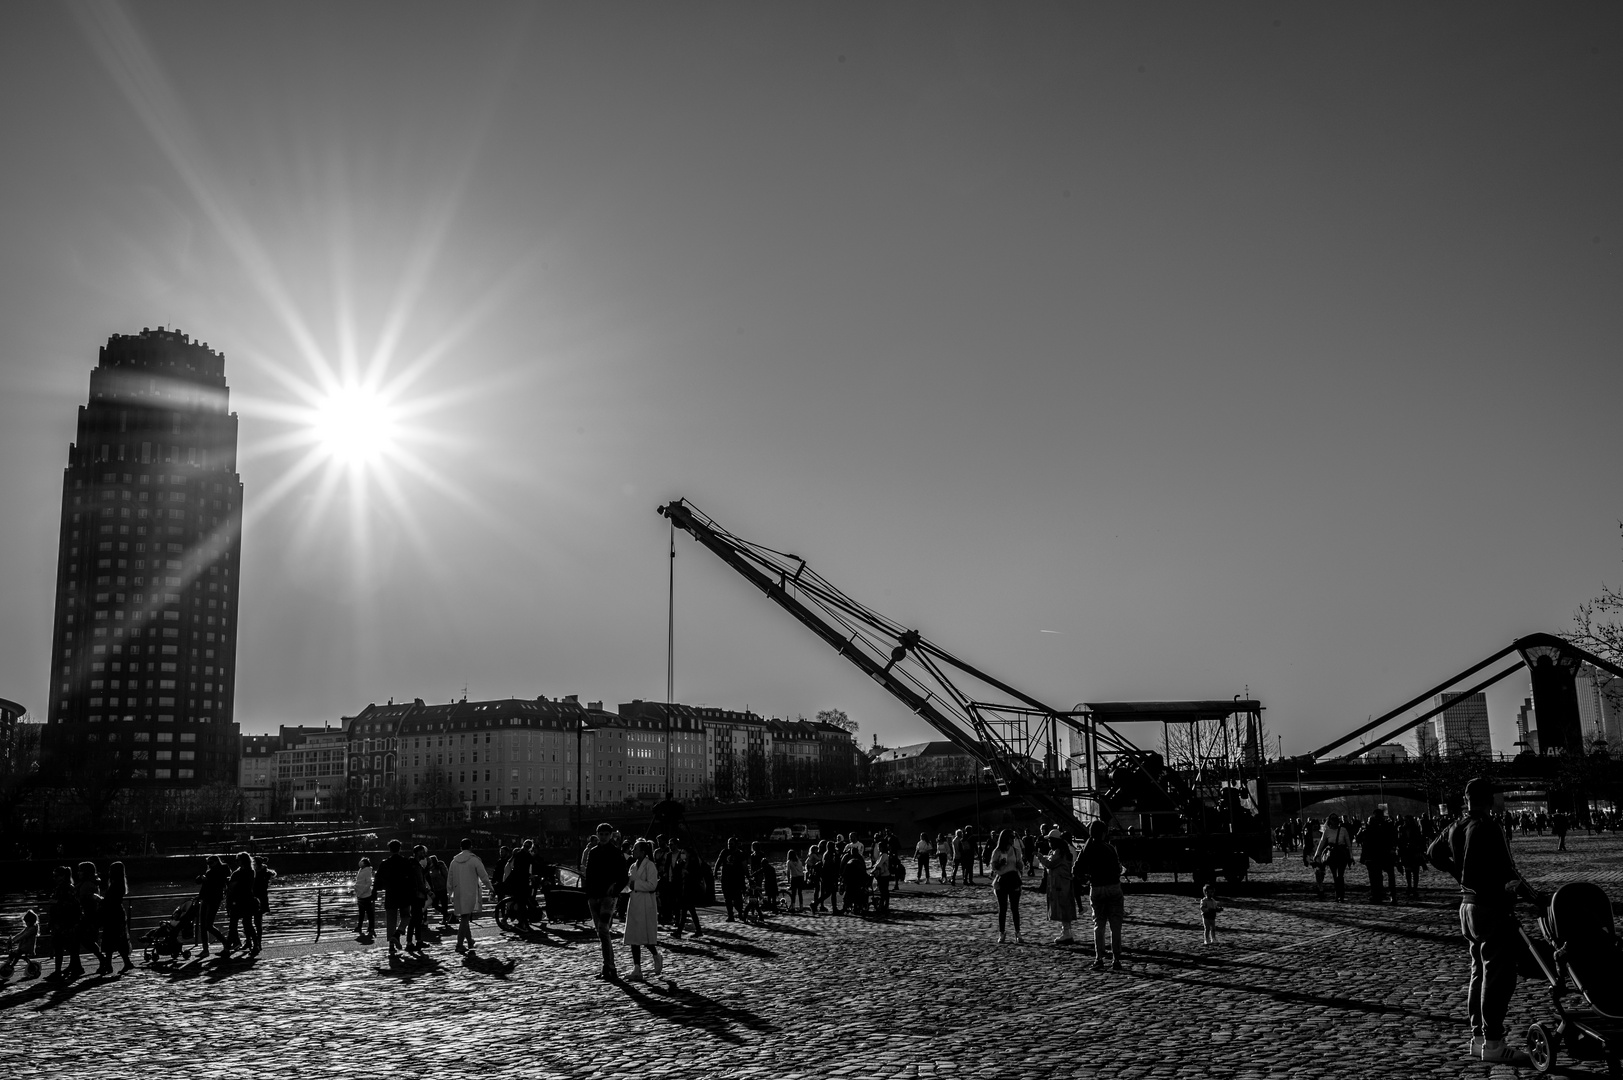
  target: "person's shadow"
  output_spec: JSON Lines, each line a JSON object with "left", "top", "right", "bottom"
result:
{"left": 615, "top": 979, "right": 777, "bottom": 1044}
{"left": 461, "top": 951, "right": 518, "bottom": 978}
{"left": 376, "top": 952, "right": 447, "bottom": 983}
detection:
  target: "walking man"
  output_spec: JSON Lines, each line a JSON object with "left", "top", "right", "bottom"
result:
{"left": 375, "top": 840, "right": 417, "bottom": 958}
{"left": 1428, "top": 777, "right": 1537, "bottom": 1066}
{"left": 447, "top": 839, "right": 493, "bottom": 954}
{"left": 716, "top": 838, "right": 748, "bottom": 922}
{"left": 956, "top": 829, "right": 977, "bottom": 887}
{"left": 583, "top": 823, "right": 628, "bottom": 980}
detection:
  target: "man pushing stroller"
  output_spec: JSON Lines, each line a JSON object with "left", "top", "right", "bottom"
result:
{"left": 1428, "top": 776, "right": 1540, "bottom": 1067}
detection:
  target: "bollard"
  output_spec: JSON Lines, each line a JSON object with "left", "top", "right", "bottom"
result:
{"left": 315, "top": 889, "right": 322, "bottom": 942}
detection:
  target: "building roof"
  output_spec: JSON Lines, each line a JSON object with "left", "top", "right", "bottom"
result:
{"left": 873, "top": 740, "right": 970, "bottom": 763}
{"left": 396, "top": 695, "right": 589, "bottom": 736}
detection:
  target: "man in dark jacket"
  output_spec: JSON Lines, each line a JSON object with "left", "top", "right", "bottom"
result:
{"left": 374, "top": 840, "right": 418, "bottom": 958}
{"left": 715, "top": 838, "right": 748, "bottom": 922}
{"left": 507, "top": 840, "right": 536, "bottom": 930}
{"left": 1356, "top": 808, "right": 1398, "bottom": 904}
{"left": 1428, "top": 778, "right": 1536, "bottom": 1066}
{"left": 582, "top": 823, "right": 628, "bottom": 980}
{"left": 251, "top": 857, "right": 275, "bottom": 946}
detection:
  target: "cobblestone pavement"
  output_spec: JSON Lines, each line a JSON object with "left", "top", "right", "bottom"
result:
{"left": 3, "top": 831, "right": 1620, "bottom": 1080}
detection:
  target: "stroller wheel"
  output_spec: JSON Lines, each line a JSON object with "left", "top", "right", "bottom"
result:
{"left": 1526, "top": 1022, "right": 1557, "bottom": 1075}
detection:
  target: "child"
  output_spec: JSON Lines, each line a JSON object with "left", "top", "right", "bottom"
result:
{"left": 1200, "top": 884, "right": 1223, "bottom": 945}
{"left": 3, "top": 910, "right": 41, "bottom": 977}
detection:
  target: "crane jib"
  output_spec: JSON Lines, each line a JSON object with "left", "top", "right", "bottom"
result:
{"left": 656, "top": 499, "right": 1274, "bottom": 864}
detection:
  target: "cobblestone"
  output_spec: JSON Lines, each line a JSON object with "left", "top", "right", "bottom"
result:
{"left": 2, "top": 831, "right": 1620, "bottom": 1079}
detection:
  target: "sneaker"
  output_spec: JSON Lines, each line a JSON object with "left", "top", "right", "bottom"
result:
{"left": 626, "top": 968, "right": 645, "bottom": 982}
{"left": 1464, "top": 1036, "right": 1484, "bottom": 1057}
{"left": 1479, "top": 1040, "right": 1528, "bottom": 1066}
{"left": 1090, "top": 959, "right": 1104, "bottom": 971}
{"left": 997, "top": 932, "right": 1007, "bottom": 943}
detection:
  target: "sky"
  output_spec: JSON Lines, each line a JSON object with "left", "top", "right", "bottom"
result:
{"left": 0, "top": 3, "right": 1619, "bottom": 759}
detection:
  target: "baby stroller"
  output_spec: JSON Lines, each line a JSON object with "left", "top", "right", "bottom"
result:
{"left": 1519, "top": 881, "right": 1623, "bottom": 1075}
{"left": 742, "top": 862, "right": 781, "bottom": 923}
{"left": 143, "top": 897, "right": 198, "bottom": 965}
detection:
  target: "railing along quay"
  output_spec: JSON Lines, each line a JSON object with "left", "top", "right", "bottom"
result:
{"left": 0, "top": 881, "right": 371, "bottom": 954}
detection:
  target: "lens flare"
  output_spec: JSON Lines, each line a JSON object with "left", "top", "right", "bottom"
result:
{"left": 312, "top": 385, "right": 399, "bottom": 466}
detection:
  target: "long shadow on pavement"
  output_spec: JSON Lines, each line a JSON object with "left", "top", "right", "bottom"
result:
{"left": 694, "top": 937, "right": 777, "bottom": 961}
{"left": 616, "top": 979, "right": 777, "bottom": 1045}
{"left": 1240, "top": 899, "right": 1460, "bottom": 945}
{"left": 658, "top": 940, "right": 729, "bottom": 961}
{"left": 375, "top": 953, "right": 448, "bottom": 983}
{"left": 754, "top": 921, "right": 819, "bottom": 937}
{"left": 876, "top": 909, "right": 939, "bottom": 923}
{"left": 159, "top": 954, "right": 258, "bottom": 985}
{"left": 1119, "top": 946, "right": 1285, "bottom": 973}
{"left": 1127, "top": 966, "right": 1459, "bottom": 1025}
{"left": 502, "top": 927, "right": 575, "bottom": 950}
{"left": 10, "top": 970, "right": 122, "bottom": 1011}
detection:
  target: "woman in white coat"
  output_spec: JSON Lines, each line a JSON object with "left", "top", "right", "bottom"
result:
{"left": 446, "top": 838, "right": 493, "bottom": 954}
{"left": 624, "top": 838, "right": 663, "bottom": 981}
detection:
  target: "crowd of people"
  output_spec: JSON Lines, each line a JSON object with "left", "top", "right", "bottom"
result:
{"left": 5, "top": 781, "right": 1610, "bottom": 1077}
{"left": 4, "top": 807, "right": 1475, "bottom": 984}
{"left": 6, "top": 860, "right": 151, "bottom": 979}
{"left": 1278, "top": 800, "right": 1594, "bottom": 906}
{"left": 542, "top": 819, "right": 1138, "bottom": 981}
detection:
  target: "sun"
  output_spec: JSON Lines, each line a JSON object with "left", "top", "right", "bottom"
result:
{"left": 311, "top": 384, "right": 399, "bottom": 466}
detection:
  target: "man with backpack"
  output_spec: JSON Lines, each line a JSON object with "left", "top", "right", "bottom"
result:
{"left": 1428, "top": 777, "right": 1538, "bottom": 1067}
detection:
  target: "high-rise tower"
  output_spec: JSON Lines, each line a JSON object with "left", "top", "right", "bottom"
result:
{"left": 44, "top": 328, "right": 243, "bottom": 788}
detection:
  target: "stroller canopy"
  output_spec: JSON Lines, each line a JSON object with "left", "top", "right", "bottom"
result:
{"left": 1549, "top": 882, "right": 1623, "bottom": 1019}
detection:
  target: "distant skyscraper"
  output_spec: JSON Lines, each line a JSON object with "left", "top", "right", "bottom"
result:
{"left": 1516, "top": 696, "right": 1540, "bottom": 755}
{"left": 44, "top": 328, "right": 243, "bottom": 788}
{"left": 1424, "top": 692, "right": 1493, "bottom": 759}
{"left": 1576, "top": 664, "right": 1623, "bottom": 757}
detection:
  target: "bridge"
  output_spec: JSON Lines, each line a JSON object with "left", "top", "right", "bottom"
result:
{"left": 597, "top": 782, "right": 1034, "bottom": 840}
{"left": 1256, "top": 753, "right": 1601, "bottom": 819}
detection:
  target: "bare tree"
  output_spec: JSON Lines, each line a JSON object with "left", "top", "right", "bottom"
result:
{"left": 816, "top": 708, "right": 857, "bottom": 734}
{"left": 0, "top": 719, "right": 41, "bottom": 831}
{"left": 1569, "top": 522, "right": 1623, "bottom": 665}
{"left": 65, "top": 745, "right": 133, "bottom": 831}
